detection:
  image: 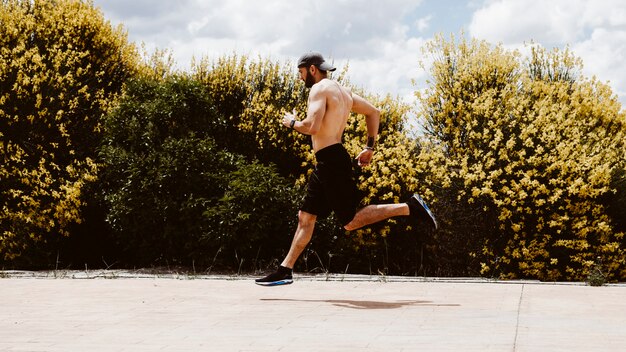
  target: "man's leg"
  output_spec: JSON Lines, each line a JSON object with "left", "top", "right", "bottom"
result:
{"left": 281, "top": 210, "right": 317, "bottom": 268}
{"left": 344, "top": 194, "right": 438, "bottom": 231}
{"left": 255, "top": 210, "right": 317, "bottom": 286}
{"left": 343, "top": 203, "right": 409, "bottom": 231}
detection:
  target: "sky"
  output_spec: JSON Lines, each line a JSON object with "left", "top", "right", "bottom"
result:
{"left": 94, "top": 0, "right": 626, "bottom": 108}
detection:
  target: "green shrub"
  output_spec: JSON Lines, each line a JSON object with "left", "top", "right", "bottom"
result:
{"left": 203, "top": 162, "right": 298, "bottom": 269}
{"left": 99, "top": 76, "right": 225, "bottom": 264}
{"left": 99, "top": 76, "right": 298, "bottom": 268}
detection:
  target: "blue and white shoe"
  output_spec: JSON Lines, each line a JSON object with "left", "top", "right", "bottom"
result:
{"left": 407, "top": 194, "right": 438, "bottom": 230}
{"left": 255, "top": 266, "right": 293, "bottom": 286}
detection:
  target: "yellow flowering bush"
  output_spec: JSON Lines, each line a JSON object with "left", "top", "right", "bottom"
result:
{"left": 417, "top": 35, "right": 626, "bottom": 280}
{"left": 192, "top": 55, "right": 311, "bottom": 175}
{"left": 0, "top": 0, "right": 139, "bottom": 262}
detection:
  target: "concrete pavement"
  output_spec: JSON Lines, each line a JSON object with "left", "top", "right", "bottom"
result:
{"left": 1, "top": 272, "right": 625, "bottom": 351}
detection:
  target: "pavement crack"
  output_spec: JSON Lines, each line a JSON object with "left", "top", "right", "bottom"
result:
{"left": 513, "top": 283, "right": 525, "bottom": 351}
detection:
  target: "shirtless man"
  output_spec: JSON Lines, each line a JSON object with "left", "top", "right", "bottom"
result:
{"left": 255, "top": 52, "right": 437, "bottom": 286}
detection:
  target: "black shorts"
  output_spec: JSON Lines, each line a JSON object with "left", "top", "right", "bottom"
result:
{"left": 300, "top": 143, "right": 360, "bottom": 226}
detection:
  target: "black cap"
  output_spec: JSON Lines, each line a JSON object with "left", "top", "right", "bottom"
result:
{"left": 297, "top": 52, "right": 336, "bottom": 72}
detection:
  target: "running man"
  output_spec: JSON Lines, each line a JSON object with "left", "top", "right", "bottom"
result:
{"left": 255, "top": 52, "right": 437, "bottom": 286}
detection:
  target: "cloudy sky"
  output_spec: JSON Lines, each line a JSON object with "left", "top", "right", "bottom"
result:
{"left": 94, "top": 0, "right": 626, "bottom": 108}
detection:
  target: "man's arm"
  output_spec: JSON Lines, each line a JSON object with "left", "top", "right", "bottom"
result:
{"left": 352, "top": 93, "right": 380, "bottom": 166}
{"left": 352, "top": 93, "right": 380, "bottom": 147}
{"left": 282, "top": 85, "right": 325, "bottom": 135}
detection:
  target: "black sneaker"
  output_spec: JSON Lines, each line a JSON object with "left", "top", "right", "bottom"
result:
{"left": 255, "top": 266, "right": 293, "bottom": 286}
{"left": 407, "top": 194, "right": 438, "bottom": 230}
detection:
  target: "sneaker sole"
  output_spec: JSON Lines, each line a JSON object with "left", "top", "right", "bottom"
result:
{"left": 255, "top": 279, "right": 293, "bottom": 287}
{"left": 412, "top": 194, "right": 438, "bottom": 230}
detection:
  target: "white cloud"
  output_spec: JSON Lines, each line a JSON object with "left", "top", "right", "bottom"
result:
{"left": 573, "top": 28, "right": 626, "bottom": 97}
{"left": 469, "top": 0, "right": 626, "bottom": 107}
{"left": 94, "top": 0, "right": 626, "bottom": 108}
{"left": 336, "top": 36, "right": 429, "bottom": 102}
{"left": 415, "top": 15, "right": 433, "bottom": 33}
{"left": 469, "top": 0, "right": 587, "bottom": 44}
{"left": 96, "top": 0, "right": 427, "bottom": 102}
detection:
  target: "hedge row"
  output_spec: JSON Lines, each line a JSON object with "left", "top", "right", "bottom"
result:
{"left": 2, "top": 1, "right": 625, "bottom": 280}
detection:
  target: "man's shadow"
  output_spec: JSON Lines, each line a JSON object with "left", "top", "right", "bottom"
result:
{"left": 260, "top": 298, "right": 460, "bottom": 310}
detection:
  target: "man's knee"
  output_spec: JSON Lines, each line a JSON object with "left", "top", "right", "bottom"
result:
{"left": 343, "top": 213, "right": 360, "bottom": 231}
{"left": 343, "top": 221, "right": 359, "bottom": 231}
{"left": 298, "top": 210, "right": 317, "bottom": 227}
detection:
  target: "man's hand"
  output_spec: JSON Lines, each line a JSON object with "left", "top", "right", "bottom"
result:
{"left": 355, "top": 148, "right": 374, "bottom": 167}
{"left": 282, "top": 109, "right": 297, "bottom": 128}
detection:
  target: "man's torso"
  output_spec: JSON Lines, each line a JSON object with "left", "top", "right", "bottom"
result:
{"left": 310, "top": 79, "right": 353, "bottom": 152}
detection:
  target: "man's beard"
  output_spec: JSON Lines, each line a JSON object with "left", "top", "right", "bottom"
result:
{"left": 304, "top": 70, "right": 316, "bottom": 88}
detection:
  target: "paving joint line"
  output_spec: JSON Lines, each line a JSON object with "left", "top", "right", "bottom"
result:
{"left": 512, "top": 283, "right": 525, "bottom": 351}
